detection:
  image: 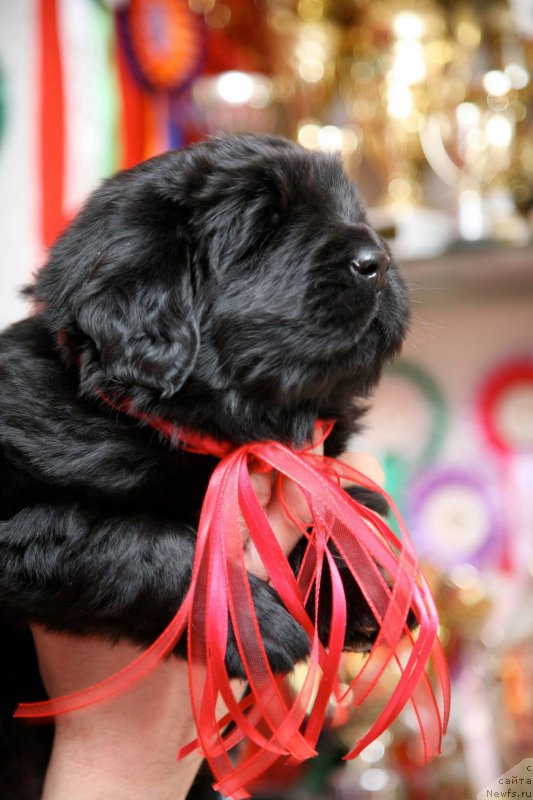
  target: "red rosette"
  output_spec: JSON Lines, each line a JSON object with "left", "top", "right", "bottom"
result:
{"left": 118, "top": 0, "right": 205, "bottom": 92}
{"left": 478, "top": 359, "right": 533, "bottom": 456}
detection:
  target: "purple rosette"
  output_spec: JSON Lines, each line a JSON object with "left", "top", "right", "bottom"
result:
{"left": 408, "top": 467, "right": 503, "bottom": 568}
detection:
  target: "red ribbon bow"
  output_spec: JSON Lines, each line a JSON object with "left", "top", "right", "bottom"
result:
{"left": 16, "top": 410, "right": 449, "bottom": 799}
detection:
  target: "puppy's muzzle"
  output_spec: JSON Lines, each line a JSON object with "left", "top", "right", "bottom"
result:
{"left": 350, "top": 244, "right": 390, "bottom": 292}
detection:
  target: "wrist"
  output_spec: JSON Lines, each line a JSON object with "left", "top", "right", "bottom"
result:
{"left": 32, "top": 628, "right": 246, "bottom": 800}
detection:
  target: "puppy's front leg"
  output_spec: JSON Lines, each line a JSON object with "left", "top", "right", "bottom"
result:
{"left": 0, "top": 503, "right": 310, "bottom": 677}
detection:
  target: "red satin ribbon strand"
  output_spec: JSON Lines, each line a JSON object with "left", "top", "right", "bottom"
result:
{"left": 15, "top": 596, "right": 191, "bottom": 719}
{"left": 239, "top": 457, "right": 349, "bottom": 751}
{"left": 15, "top": 403, "right": 449, "bottom": 800}
{"left": 249, "top": 446, "right": 446, "bottom": 758}
{"left": 239, "top": 456, "right": 346, "bottom": 753}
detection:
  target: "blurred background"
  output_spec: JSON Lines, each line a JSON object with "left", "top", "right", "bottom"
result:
{"left": 0, "top": 1, "right": 532, "bottom": 798}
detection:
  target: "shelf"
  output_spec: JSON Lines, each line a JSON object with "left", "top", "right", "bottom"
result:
{"left": 399, "top": 244, "right": 533, "bottom": 300}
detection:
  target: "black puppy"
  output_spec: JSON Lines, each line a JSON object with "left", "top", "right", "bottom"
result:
{"left": 0, "top": 134, "right": 409, "bottom": 796}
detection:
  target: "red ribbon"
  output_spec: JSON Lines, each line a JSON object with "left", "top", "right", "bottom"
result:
{"left": 39, "top": 0, "right": 68, "bottom": 248}
{"left": 16, "top": 409, "right": 449, "bottom": 799}
{"left": 115, "top": 11, "right": 146, "bottom": 172}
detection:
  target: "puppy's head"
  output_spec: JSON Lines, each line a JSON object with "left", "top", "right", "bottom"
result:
{"left": 32, "top": 135, "right": 409, "bottom": 445}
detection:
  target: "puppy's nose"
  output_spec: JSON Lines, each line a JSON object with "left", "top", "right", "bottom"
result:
{"left": 350, "top": 246, "right": 390, "bottom": 291}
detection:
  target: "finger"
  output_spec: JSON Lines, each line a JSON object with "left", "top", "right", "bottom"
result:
{"left": 243, "top": 430, "right": 322, "bottom": 579}
{"left": 265, "top": 424, "right": 324, "bottom": 540}
{"left": 244, "top": 472, "right": 312, "bottom": 580}
{"left": 337, "top": 451, "right": 385, "bottom": 488}
{"left": 243, "top": 539, "right": 269, "bottom": 581}
{"left": 248, "top": 469, "right": 273, "bottom": 509}
{"left": 308, "top": 424, "right": 325, "bottom": 456}
{"left": 243, "top": 488, "right": 305, "bottom": 582}
{"left": 241, "top": 468, "right": 273, "bottom": 578}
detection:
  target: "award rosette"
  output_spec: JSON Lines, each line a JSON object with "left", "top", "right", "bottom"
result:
{"left": 477, "top": 358, "right": 533, "bottom": 572}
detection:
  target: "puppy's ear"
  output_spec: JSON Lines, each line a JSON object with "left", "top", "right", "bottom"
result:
{"left": 74, "top": 272, "right": 200, "bottom": 398}
{"left": 33, "top": 152, "right": 201, "bottom": 398}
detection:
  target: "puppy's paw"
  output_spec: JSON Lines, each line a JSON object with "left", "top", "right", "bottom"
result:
{"left": 224, "top": 575, "right": 310, "bottom": 679}
{"left": 288, "top": 536, "right": 382, "bottom": 655}
{"left": 343, "top": 483, "right": 389, "bottom": 517}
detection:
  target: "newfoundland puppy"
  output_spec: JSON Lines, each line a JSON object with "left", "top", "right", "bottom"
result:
{"left": 0, "top": 134, "right": 409, "bottom": 797}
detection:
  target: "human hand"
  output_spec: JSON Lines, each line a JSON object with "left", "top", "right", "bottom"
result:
{"left": 244, "top": 433, "right": 384, "bottom": 580}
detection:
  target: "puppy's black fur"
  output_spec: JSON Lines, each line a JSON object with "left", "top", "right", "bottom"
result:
{"left": 0, "top": 135, "right": 409, "bottom": 797}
